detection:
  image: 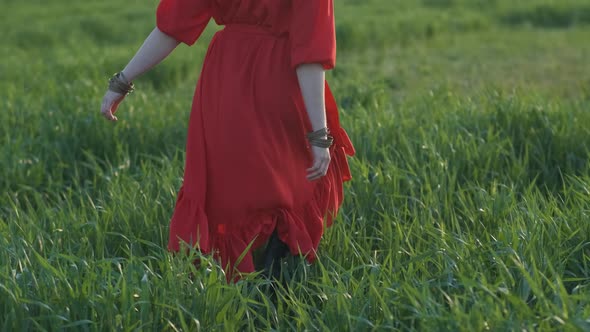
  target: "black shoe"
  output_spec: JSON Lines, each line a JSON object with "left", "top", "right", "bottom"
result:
{"left": 262, "top": 230, "right": 289, "bottom": 280}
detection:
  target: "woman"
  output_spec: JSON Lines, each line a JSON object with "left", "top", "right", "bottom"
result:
{"left": 100, "top": 0, "right": 355, "bottom": 280}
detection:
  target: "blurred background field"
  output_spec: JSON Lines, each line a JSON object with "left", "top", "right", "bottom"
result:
{"left": 1, "top": 0, "right": 590, "bottom": 330}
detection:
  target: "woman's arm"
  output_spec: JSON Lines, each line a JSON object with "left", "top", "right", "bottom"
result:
{"left": 295, "top": 63, "right": 327, "bottom": 131}
{"left": 290, "top": 0, "right": 336, "bottom": 180}
{"left": 100, "top": 27, "right": 179, "bottom": 121}
{"left": 296, "top": 63, "right": 331, "bottom": 181}
{"left": 121, "top": 27, "right": 180, "bottom": 81}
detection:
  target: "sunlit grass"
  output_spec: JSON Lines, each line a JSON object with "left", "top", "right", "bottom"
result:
{"left": 1, "top": 0, "right": 589, "bottom": 330}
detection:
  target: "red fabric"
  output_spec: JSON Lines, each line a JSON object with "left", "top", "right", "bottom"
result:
{"left": 290, "top": 0, "right": 337, "bottom": 69}
{"left": 158, "top": 0, "right": 355, "bottom": 279}
{"left": 156, "top": 0, "right": 211, "bottom": 45}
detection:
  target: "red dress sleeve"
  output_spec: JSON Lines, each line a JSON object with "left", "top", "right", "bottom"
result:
{"left": 290, "top": 0, "right": 336, "bottom": 70}
{"left": 156, "top": 0, "right": 211, "bottom": 46}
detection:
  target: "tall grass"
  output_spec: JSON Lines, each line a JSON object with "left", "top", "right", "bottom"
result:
{"left": 1, "top": 0, "right": 589, "bottom": 330}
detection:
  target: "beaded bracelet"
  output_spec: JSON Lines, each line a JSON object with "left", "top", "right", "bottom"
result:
{"left": 307, "top": 127, "right": 334, "bottom": 148}
{"left": 108, "top": 72, "right": 135, "bottom": 95}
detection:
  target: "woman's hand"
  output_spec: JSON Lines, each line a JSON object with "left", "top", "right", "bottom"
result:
{"left": 98, "top": 28, "right": 181, "bottom": 122}
{"left": 100, "top": 90, "right": 126, "bottom": 122}
{"left": 307, "top": 146, "right": 331, "bottom": 181}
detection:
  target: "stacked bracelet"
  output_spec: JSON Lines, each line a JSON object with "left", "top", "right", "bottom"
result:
{"left": 108, "top": 72, "right": 135, "bottom": 95}
{"left": 307, "top": 127, "right": 334, "bottom": 148}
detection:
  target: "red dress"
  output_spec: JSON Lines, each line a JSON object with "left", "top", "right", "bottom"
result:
{"left": 157, "top": 0, "right": 355, "bottom": 276}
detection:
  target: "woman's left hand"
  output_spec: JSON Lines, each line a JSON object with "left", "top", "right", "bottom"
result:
{"left": 307, "top": 145, "right": 331, "bottom": 181}
{"left": 100, "top": 90, "right": 126, "bottom": 122}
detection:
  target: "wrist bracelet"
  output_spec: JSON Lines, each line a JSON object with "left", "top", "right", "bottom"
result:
{"left": 108, "top": 72, "right": 135, "bottom": 95}
{"left": 307, "top": 127, "right": 334, "bottom": 148}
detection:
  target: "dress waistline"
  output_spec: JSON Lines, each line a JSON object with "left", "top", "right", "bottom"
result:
{"left": 223, "top": 24, "right": 286, "bottom": 38}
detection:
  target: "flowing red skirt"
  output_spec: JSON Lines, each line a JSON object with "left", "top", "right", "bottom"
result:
{"left": 167, "top": 25, "right": 355, "bottom": 278}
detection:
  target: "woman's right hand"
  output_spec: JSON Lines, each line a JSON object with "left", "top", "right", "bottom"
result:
{"left": 307, "top": 146, "right": 331, "bottom": 181}
{"left": 100, "top": 90, "right": 126, "bottom": 122}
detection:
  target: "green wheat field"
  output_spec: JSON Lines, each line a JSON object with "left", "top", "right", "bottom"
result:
{"left": 2, "top": 0, "right": 590, "bottom": 330}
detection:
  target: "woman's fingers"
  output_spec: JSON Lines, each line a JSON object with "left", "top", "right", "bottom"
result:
{"left": 307, "top": 156, "right": 330, "bottom": 181}
{"left": 102, "top": 105, "right": 117, "bottom": 121}
{"left": 100, "top": 98, "right": 116, "bottom": 121}
{"left": 306, "top": 163, "right": 322, "bottom": 180}
{"left": 100, "top": 91, "right": 123, "bottom": 121}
